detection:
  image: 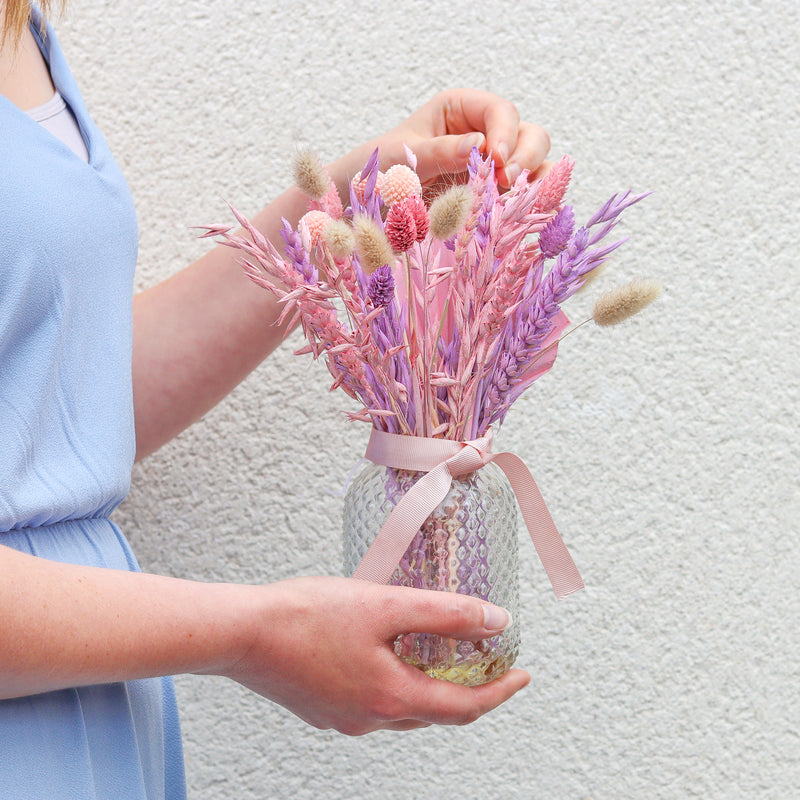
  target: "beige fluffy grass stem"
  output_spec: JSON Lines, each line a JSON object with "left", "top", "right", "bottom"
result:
{"left": 293, "top": 149, "right": 330, "bottom": 200}
{"left": 323, "top": 219, "right": 356, "bottom": 260}
{"left": 521, "top": 278, "right": 662, "bottom": 379}
{"left": 352, "top": 215, "right": 394, "bottom": 274}
{"left": 592, "top": 278, "right": 662, "bottom": 326}
{"left": 428, "top": 185, "right": 472, "bottom": 240}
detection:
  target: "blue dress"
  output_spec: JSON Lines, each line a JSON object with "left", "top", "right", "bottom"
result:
{"left": 0, "top": 16, "right": 187, "bottom": 800}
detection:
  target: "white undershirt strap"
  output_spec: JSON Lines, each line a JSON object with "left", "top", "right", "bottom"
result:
{"left": 26, "top": 90, "right": 90, "bottom": 163}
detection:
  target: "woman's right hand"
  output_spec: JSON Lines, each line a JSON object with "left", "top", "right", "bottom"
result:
{"left": 216, "top": 576, "right": 529, "bottom": 735}
{"left": 0, "top": 546, "right": 528, "bottom": 733}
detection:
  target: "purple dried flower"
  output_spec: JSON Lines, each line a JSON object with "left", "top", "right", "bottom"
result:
{"left": 280, "top": 218, "right": 317, "bottom": 283}
{"left": 467, "top": 145, "right": 484, "bottom": 179}
{"left": 538, "top": 205, "right": 575, "bottom": 259}
{"left": 349, "top": 147, "right": 383, "bottom": 223}
{"left": 367, "top": 264, "right": 395, "bottom": 308}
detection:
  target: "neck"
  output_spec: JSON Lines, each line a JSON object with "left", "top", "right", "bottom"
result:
{"left": 0, "top": 21, "right": 56, "bottom": 110}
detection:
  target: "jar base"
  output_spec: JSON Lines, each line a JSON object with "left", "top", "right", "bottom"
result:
{"left": 395, "top": 635, "right": 517, "bottom": 686}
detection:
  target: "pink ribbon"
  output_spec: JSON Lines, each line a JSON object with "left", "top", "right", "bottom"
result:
{"left": 352, "top": 427, "right": 584, "bottom": 600}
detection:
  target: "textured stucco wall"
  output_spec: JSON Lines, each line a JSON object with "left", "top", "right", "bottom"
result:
{"left": 58, "top": 1, "right": 798, "bottom": 798}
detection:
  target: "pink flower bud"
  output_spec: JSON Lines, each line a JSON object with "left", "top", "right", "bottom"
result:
{"left": 378, "top": 164, "right": 422, "bottom": 206}
{"left": 404, "top": 194, "right": 430, "bottom": 241}
{"left": 299, "top": 210, "right": 332, "bottom": 249}
{"left": 385, "top": 201, "right": 417, "bottom": 252}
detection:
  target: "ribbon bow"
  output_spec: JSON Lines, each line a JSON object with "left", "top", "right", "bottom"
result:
{"left": 352, "top": 428, "right": 584, "bottom": 600}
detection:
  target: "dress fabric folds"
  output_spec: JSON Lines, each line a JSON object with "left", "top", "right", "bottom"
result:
{"left": 0, "top": 13, "right": 187, "bottom": 800}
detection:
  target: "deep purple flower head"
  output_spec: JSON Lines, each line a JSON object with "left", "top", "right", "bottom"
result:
{"left": 538, "top": 205, "right": 575, "bottom": 260}
{"left": 367, "top": 264, "right": 394, "bottom": 308}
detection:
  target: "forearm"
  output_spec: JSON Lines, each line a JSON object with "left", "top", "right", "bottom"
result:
{"left": 0, "top": 542, "right": 525, "bottom": 729}
{"left": 131, "top": 183, "right": 307, "bottom": 460}
{"left": 0, "top": 543, "right": 253, "bottom": 699}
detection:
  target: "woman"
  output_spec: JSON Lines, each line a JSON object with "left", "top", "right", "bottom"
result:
{"left": 0, "top": 1, "right": 551, "bottom": 797}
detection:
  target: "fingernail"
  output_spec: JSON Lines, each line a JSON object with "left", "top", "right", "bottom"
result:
{"left": 482, "top": 604, "right": 512, "bottom": 632}
{"left": 497, "top": 142, "right": 510, "bottom": 164}
{"left": 458, "top": 132, "right": 485, "bottom": 157}
{"left": 504, "top": 161, "right": 521, "bottom": 186}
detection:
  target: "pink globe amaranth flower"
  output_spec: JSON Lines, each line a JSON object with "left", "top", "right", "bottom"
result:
{"left": 299, "top": 210, "right": 332, "bottom": 249}
{"left": 385, "top": 200, "right": 418, "bottom": 252}
{"left": 405, "top": 194, "right": 429, "bottom": 241}
{"left": 378, "top": 164, "right": 422, "bottom": 206}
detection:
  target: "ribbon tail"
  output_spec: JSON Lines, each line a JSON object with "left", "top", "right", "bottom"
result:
{"left": 352, "top": 463, "right": 454, "bottom": 584}
{"left": 492, "top": 452, "right": 584, "bottom": 600}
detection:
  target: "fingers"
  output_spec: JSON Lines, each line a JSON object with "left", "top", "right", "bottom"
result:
{"left": 375, "top": 585, "right": 512, "bottom": 641}
{"left": 380, "top": 719, "right": 433, "bottom": 732}
{"left": 412, "top": 132, "right": 486, "bottom": 185}
{"left": 436, "top": 88, "right": 520, "bottom": 158}
{"left": 401, "top": 667, "right": 531, "bottom": 727}
{"left": 529, "top": 158, "right": 554, "bottom": 182}
{"left": 500, "top": 121, "right": 551, "bottom": 188}
{"left": 412, "top": 89, "right": 551, "bottom": 189}
{"left": 337, "top": 664, "right": 530, "bottom": 734}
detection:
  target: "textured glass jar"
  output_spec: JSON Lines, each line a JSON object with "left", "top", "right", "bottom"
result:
{"left": 343, "top": 461, "right": 520, "bottom": 686}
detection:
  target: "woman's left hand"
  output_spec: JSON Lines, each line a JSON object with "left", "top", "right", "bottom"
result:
{"left": 335, "top": 88, "right": 551, "bottom": 191}
{"left": 133, "top": 89, "right": 552, "bottom": 458}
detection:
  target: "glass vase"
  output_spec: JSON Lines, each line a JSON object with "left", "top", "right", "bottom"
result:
{"left": 343, "top": 461, "right": 520, "bottom": 686}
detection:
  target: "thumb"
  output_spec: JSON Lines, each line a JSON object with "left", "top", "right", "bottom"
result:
{"left": 382, "top": 586, "right": 511, "bottom": 641}
{"left": 413, "top": 132, "right": 486, "bottom": 184}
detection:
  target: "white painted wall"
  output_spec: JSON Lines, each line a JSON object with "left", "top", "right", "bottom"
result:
{"left": 59, "top": 1, "right": 798, "bottom": 798}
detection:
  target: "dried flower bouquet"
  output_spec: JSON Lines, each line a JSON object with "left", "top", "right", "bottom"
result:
{"left": 206, "top": 147, "right": 655, "bottom": 439}
{"left": 204, "top": 146, "right": 659, "bottom": 685}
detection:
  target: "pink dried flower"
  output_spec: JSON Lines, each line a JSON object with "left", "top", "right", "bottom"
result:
{"left": 535, "top": 155, "right": 574, "bottom": 213}
{"left": 405, "top": 194, "right": 429, "bottom": 241}
{"left": 208, "top": 147, "right": 649, "bottom": 439}
{"left": 378, "top": 164, "right": 422, "bottom": 205}
{"left": 299, "top": 210, "right": 332, "bottom": 249}
{"left": 312, "top": 180, "right": 344, "bottom": 220}
{"left": 385, "top": 198, "right": 418, "bottom": 252}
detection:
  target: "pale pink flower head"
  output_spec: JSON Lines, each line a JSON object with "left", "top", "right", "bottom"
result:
{"left": 378, "top": 164, "right": 422, "bottom": 206}
{"left": 299, "top": 209, "right": 332, "bottom": 249}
